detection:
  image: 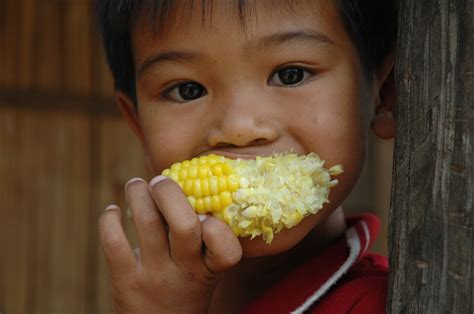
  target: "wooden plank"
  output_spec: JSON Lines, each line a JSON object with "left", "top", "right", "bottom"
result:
{"left": 0, "top": 88, "right": 118, "bottom": 116}
{"left": 33, "top": 1, "right": 62, "bottom": 91}
{"left": 62, "top": 0, "right": 93, "bottom": 94}
{"left": 372, "top": 136, "right": 394, "bottom": 255}
{"left": 96, "top": 45, "right": 116, "bottom": 99}
{"left": 0, "top": 105, "right": 92, "bottom": 313}
{"left": 17, "top": 0, "right": 37, "bottom": 89}
{"left": 0, "top": 107, "right": 29, "bottom": 314}
{"left": 91, "top": 27, "right": 116, "bottom": 99}
{"left": 0, "top": 0, "right": 21, "bottom": 88}
{"left": 388, "top": 0, "right": 474, "bottom": 312}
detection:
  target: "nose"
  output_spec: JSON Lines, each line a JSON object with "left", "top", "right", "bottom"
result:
{"left": 206, "top": 89, "right": 280, "bottom": 148}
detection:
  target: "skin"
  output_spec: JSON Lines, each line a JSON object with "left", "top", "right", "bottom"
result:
{"left": 98, "top": 1, "right": 396, "bottom": 313}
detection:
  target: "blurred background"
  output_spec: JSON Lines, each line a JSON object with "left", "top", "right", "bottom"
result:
{"left": 0, "top": 0, "right": 393, "bottom": 312}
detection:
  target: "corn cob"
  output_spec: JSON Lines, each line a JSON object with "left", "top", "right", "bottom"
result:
{"left": 160, "top": 153, "right": 343, "bottom": 244}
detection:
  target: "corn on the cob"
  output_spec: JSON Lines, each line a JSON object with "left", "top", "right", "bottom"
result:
{"left": 160, "top": 153, "right": 343, "bottom": 244}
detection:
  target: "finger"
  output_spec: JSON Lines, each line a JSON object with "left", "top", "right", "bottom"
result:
{"left": 201, "top": 216, "right": 242, "bottom": 273}
{"left": 125, "top": 178, "right": 169, "bottom": 267}
{"left": 148, "top": 175, "right": 203, "bottom": 268}
{"left": 98, "top": 205, "right": 136, "bottom": 277}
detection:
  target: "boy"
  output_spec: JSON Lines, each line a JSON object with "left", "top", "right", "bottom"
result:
{"left": 97, "top": 0, "right": 397, "bottom": 313}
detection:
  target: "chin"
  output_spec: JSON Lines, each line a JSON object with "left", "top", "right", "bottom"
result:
{"left": 239, "top": 208, "right": 331, "bottom": 257}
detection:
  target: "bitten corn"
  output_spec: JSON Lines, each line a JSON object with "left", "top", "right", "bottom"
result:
{"left": 161, "top": 153, "right": 343, "bottom": 244}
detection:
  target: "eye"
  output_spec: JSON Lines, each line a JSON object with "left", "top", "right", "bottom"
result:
{"left": 164, "top": 82, "right": 207, "bottom": 102}
{"left": 269, "top": 67, "right": 313, "bottom": 87}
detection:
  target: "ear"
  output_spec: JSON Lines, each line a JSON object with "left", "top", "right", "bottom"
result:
{"left": 371, "top": 54, "right": 396, "bottom": 139}
{"left": 116, "top": 92, "right": 146, "bottom": 147}
{"left": 116, "top": 92, "right": 156, "bottom": 174}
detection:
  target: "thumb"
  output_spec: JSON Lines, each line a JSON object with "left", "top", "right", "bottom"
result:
{"left": 200, "top": 216, "right": 242, "bottom": 273}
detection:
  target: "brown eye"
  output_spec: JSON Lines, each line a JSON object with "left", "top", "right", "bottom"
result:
{"left": 269, "top": 67, "right": 312, "bottom": 87}
{"left": 166, "top": 82, "right": 206, "bottom": 102}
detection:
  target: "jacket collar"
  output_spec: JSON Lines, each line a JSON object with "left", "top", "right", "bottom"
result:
{"left": 242, "top": 214, "right": 381, "bottom": 314}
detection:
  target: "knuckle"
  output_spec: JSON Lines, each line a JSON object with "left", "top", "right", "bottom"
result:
{"left": 204, "top": 222, "right": 222, "bottom": 239}
{"left": 174, "top": 219, "right": 200, "bottom": 239}
{"left": 203, "top": 218, "right": 229, "bottom": 240}
{"left": 101, "top": 232, "right": 124, "bottom": 251}
{"left": 125, "top": 275, "right": 145, "bottom": 292}
{"left": 140, "top": 215, "right": 162, "bottom": 233}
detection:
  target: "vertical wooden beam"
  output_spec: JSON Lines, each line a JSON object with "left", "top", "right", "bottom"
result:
{"left": 388, "top": 0, "right": 473, "bottom": 312}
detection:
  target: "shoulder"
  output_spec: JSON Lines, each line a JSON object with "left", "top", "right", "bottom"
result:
{"left": 311, "top": 253, "right": 388, "bottom": 314}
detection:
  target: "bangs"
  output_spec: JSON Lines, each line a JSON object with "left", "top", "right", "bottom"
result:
{"left": 107, "top": 0, "right": 258, "bottom": 35}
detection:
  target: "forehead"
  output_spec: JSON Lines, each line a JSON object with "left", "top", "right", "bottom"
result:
{"left": 132, "top": 0, "right": 337, "bottom": 32}
{"left": 131, "top": 0, "right": 348, "bottom": 66}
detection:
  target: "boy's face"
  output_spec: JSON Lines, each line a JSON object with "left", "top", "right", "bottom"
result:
{"left": 123, "top": 1, "right": 383, "bottom": 256}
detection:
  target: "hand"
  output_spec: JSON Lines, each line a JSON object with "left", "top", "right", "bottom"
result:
{"left": 99, "top": 176, "right": 243, "bottom": 313}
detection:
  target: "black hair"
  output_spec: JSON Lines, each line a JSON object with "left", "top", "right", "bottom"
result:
{"left": 96, "top": 0, "right": 397, "bottom": 105}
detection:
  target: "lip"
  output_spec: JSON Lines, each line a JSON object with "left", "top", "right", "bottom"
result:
{"left": 197, "top": 149, "right": 292, "bottom": 160}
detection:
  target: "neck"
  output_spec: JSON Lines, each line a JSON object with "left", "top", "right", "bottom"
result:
{"left": 209, "top": 207, "right": 347, "bottom": 313}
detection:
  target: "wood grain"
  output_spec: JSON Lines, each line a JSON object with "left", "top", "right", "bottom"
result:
{"left": 388, "top": 0, "right": 474, "bottom": 312}
{"left": 0, "top": 106, "right": 91, "bottom": 313}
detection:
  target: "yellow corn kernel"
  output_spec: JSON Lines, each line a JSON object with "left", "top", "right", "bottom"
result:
{"left": 212, "top": 163, "right": 223, "bottom": 176}
{"left": 201, "top": 177, "right": 210, "bottom": 196}
{"left": 219, "top": 191, "right": 232, "bottom": 207}
{"left": 192, "top": 179, "right": 203, "bottom": 198}
{"left": 195, "top": 198, "right": 205, "bottom": 214}
{"left": 169, "top": 170, "right": 179, "bottom": 182}
{"left": 171, "top": 163, "right": 181, "bottom": 171}
{"left": 209, "top": 176, "right": 219, "bottom": 194}
{"left": 208, "top": 154, "right": 219, "bottom": 164}
{"left": 227, "top": 174, "right": 239, "bottom": 192}
{"left": 211, "top": 195, "right": 221, "bottom": 211}
{"left": 203, "top": 196, "right": 212, "bottom": 211}
{"left": 199, "top": 156, "right": 208, "bottom": 164}
{"left": 183, "top": 179, "right": 193, "bottom": 195}
{"left": 188, "top": 165, "right": 199, "bottom": 179}
{"left": 162, "top": 169, "right": 171, "bottom": 176}
{"left": 222, "top": 163, "right": 233, "bottom": 175}
{"left": 187, "top": 196, "right": 196, "bottom": 208}
{"left": 218, "top": 176, "right": 227, "bottom": 192}
{"left": 179, "top": 168, "right": 188, "bottom": 180}
{"left": 198, "top": 165, "right": 211, "bottom": 179}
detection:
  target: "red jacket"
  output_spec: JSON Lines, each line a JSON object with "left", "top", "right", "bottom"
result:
{"left": 242, "top": 214, "right": 388, "bottom": 314}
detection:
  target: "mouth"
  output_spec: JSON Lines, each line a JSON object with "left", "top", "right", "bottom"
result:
{"left": 198, "top": 149, "right": 298, "bottom": 160}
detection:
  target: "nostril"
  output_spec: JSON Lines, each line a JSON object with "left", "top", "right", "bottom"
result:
{"left": 215, "top": 138, "right": 267, "bottom": 148}
{"left": 253, "top": 138, "right": 268, "bottom": 145}
{"left": 215, "top": 142, "right": 238, "bottom": 148}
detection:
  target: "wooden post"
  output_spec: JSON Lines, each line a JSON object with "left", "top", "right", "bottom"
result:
{"left": 388, "top": 0, "right": 473, "bottom": 312}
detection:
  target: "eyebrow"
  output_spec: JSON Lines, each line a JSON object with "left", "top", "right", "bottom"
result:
{"left": 137, "top": 30, "right": 335, "bottom": 77}
{"left": 138, "top": 51, "right": 203, "bottom": 77}
{"left": 248, "top": 30, "right": 336, "bottom": 52}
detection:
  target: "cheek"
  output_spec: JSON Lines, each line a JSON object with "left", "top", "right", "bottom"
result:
{"left": 289, "top": 80, "right": 366, "bottom": 201}
{"left": 140, "top": 112, "right": 203, "bottom": 174}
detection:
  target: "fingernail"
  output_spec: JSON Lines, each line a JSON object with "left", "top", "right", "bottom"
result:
{"left": 198, "top": 214, "right": 209, "bottom": 222}
{"left": 105, "top": 204, "right": 119, "bottom": 211}
{"left": 125, "top": 177, "right": 146, "bottom": 189}
{"left": 150, "top": 175, "right": 169, "bottom": 187}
